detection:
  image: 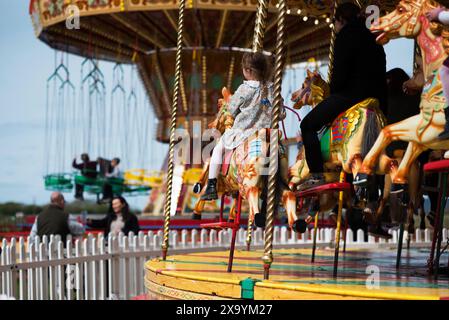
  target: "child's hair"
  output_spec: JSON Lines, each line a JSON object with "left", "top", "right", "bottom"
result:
{"left": 242, "top": 52, "right": 273, "bottom": 105}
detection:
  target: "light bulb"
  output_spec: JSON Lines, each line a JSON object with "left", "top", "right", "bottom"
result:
{"left": 315, "top": 19, "right": 319, "bottom": 25}
{"left": 326, "top": 17, "right": 331, "bottom": 23}
{"left": 303, "top": 16, "right": 308, "bottom": 22}
{"left": 297, "top": 9, "right": 302, "bottom": 14}
{"left": 287, "top": 9, "right": 291, "bottom": 14}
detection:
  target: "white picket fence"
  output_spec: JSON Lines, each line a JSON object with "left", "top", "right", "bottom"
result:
{"left": 0, "top": 226, "right": 446, "bottom": 300}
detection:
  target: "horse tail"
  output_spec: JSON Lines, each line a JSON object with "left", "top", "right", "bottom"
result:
{"left": 362, "top": 110, "right": 381, "bottom": 158}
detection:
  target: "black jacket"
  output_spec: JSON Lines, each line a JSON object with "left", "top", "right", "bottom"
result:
{"left": 87, "top": 212, "right": 140, "bottom": 236}
{"left": 330, "top": 20, "right": 388, "bottom": 114}
{"left": 72, "top": 159, "right": 98, "bottom": 178}
{"left": 37, "top": 204, "right": 71, "bottom": 243}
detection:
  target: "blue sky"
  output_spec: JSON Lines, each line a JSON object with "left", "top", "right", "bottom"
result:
{"left": 0, "top": 1, "right": 414, "bottom": 207}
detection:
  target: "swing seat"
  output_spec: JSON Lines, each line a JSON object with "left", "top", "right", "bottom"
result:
{"left": 74, "top": 174, "right": 104, "bottom": 195}
{"left": 108, "top": 177, "right": 151, "bottom": 196}
{"left": 44, "top": 173, "right": 73, "bottom": 192}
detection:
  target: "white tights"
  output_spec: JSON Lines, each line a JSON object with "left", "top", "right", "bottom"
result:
{"left": 209, "top": 138, "right": 227, "bottom": 179}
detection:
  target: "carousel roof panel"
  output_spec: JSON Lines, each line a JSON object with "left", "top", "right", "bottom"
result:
{"left": 29, "top": 0, "right": 405, "bottom": 143}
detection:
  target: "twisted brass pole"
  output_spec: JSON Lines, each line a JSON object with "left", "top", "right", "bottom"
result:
{"left": 262, "top": 0, "right": 286, "bottom": 280}
{"left": 327, "top": 0, "right": 339, "bottom": 81}
{"left": 226, "top": 54, "right": 235, "bottom": 91}
{"left": 252, "top": 0, "right": 269, "bottom": 52}
{"left": 162, "top": 0, "right": 186, "bottom": 260}
{"left": 246, "top": 0, "right": 270, "bottom": 251}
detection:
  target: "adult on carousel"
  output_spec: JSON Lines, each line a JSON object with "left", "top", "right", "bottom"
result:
{"left": 298, "top": 2, "right": 387, "bottom": 190}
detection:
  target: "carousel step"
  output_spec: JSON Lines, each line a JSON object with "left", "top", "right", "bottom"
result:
{"left": 295, "top": 182, "right": 352, "bottom": 198}
{"left": 200, "top": 222, "right": 240, "bottom": 230}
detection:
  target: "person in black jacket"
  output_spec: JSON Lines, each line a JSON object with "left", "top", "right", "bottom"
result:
{"left": 298, "top": 2, "right": 387, "bottom": 190}
{"left": 86, "top": 196, "right": 140, "bottom": 236}
{"left": 72, "top": 153, "right": 98, "bottom": 201}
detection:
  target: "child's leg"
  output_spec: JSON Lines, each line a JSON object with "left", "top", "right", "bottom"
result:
{"left": 208, "top": 138, "right": 225, "bottom": 179}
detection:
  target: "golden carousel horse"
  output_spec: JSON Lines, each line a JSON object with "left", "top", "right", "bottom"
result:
{"left": 357, "top": 0, "right": 449, "bottom": 192}
{"left": 192, "top": 88, "right": 298, "bottom": 230}
{"left": 286, "top": 69, "right": 390, "bottom": 230}
{"left": 290, "top": 70, "right": 425, "bottom": 234}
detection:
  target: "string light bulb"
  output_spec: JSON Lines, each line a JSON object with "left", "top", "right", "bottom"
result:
{"left": 326, "top": 17, "right": 331, "bottom": 23}
{"left": 314, "top": 19, "right": 319, "bottom": 25}
{"left": 297, "top": 9, "right": 302, "bottom": 14}
{"left": 303, "top": 16, "right": 308, "bottom": 22}
{"left": 287, "top": 9, "right": 291, "bottom": 14}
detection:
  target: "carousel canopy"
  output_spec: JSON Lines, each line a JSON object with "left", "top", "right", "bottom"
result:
{"left": 29, "top": 0, "right": 402, "bottom": 142}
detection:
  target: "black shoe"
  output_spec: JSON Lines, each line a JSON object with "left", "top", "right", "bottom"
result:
{"left": 254, "top": 213, "right": 266, "bottom": 228}
{"left": 191, "top": 213, "right": 202, "bottom": 220}
{"left": 200, "top": 178, "right": 218, "bottom": 201}
{"left": 353, "top": 173, "right": 369, "bottom": 186}
{"left": 298, "top": 173, "right": 326, "bottom": 191}
{"left": 368, "top": 225, "right": 392, "bottom": 239}
{"left": 427, "top": 211, "right": 436, "bottom": 227}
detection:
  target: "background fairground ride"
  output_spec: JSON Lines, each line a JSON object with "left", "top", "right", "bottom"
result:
{"left": 31, "top": 0, "right": 404, "bottom": 216}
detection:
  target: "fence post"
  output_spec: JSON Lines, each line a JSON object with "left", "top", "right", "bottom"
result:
{"left": 90, "top": 237, "right": 98, "bottom": 300}
{"left": 75, "top": 239, "right": 84, "bottom": 300}
{"left": 191, "top": 229, "right": 198, "bottom": 248}
{"left": 56, "top": 241, "right": 64, "bottom": 300}
{"left": 9, "top": 238, "right": 18, "bottom": 299}
{"left": 66, "top": 240, "right": 73, "bottom": 301}
{"left": 38, "top": 243, "right": 48, "bottom": 300}
{"left": 48, "top": 240, "right": 57, "bottom": 300}
{"left": 98, "top": 236, "right": 106, "bottom": 300}
{"left": 18, "top": 237, "right": 27, "bottom": 300}
{"left": 27, "top": 243, "right": 36, "bottom": 300}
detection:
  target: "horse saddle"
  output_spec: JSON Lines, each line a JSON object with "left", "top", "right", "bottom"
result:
{"left": 319, "top": 98, "right": 383, "bottom": 161}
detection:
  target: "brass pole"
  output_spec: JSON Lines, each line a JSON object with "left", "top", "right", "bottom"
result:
{"left": 246, "top": 0, "right": 270, "bottom": 251}
{"left": 162, "top": 0, "right": 186, "bottom": 260}
{"left": 226, "top": 54, "right": 235, "bottom": 91}
{"left": 252, "top": 0, "right": 269, "bottom": 52}
{"left": 202, "top": 54, "right": 207, "bottom": 114}
{"left": 262, "top": 0, "right": 286, "bottom": 280}
{"left": 327, "top": 0, "right": 339, "bottom": 81}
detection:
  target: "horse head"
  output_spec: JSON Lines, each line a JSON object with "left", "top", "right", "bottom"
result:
{"left": 291, "top": 69, "right": 329, "bottom": 109}
{"left": 370, "top": 0, "right": 441, "bottom": 44}
{"left": 208, "top": 87, "right": 235, "bottom": 134}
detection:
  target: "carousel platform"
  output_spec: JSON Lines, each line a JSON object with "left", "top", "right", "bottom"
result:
{"left": 145, "top": 246, "right": 449, "bottom": 300}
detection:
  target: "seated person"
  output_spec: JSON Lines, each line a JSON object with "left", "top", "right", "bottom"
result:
{"left": 101, "top": 157, "right": 122, "bottom": 203}
{"left": 72, "top": 153, "right": 98, "bottom": 201}
{"left": 298, "top": 3, "right": 387, "bottom": 190}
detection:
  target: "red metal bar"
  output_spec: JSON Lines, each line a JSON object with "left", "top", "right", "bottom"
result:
{"left": 227, "top": 194, "right": 242, "bottom": 272}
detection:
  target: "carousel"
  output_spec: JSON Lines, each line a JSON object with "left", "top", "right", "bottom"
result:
{"left": 30, "top": 0, "right": 449, "bottom": 300}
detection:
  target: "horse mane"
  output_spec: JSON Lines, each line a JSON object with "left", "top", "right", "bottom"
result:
{"left": 426, "top": 0, "right": 449, "bottom": 54}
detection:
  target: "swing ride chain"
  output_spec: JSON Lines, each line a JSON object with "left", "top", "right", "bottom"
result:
{"left": 162, "top": 0, "right": 186, "bottom": 259}
{"left": 262, "top": 0, "right": 287, "bottom": 279}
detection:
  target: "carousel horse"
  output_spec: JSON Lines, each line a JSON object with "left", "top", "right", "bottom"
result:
{"left": 191, "top": 88, "right": 300, "bottom": 230}
{"left": 357, "top": 0, "right": 449, "bottom": 195}
{"left": 287, "top": 70, "right": 401, "bottom": 233}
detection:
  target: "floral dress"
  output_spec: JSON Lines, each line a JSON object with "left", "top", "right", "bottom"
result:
{"left": 222, "top": 80, "right": 278, "bottom": 150}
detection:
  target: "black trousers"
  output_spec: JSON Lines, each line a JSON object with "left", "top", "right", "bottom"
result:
{"left": 300, "top": 95, "right": 358, "bottom": 173}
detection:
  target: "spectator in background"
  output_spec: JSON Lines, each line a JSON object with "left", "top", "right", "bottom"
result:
{"left": 30, "top": 192, "right": 85, "bottom": 243}
{"left": 86, "top": 196, "right": 139, "bottom": 236}
{"left": 72, "top": 153, "right": 98, "bottom": 201}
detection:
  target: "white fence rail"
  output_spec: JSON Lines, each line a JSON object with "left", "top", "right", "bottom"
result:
{"left": 0, "top": 226, "right": 445, "bottom": 300}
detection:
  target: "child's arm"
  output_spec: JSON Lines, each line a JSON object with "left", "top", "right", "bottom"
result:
{"left": 228, "top": 84, "right": 250, "bottom": 118}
